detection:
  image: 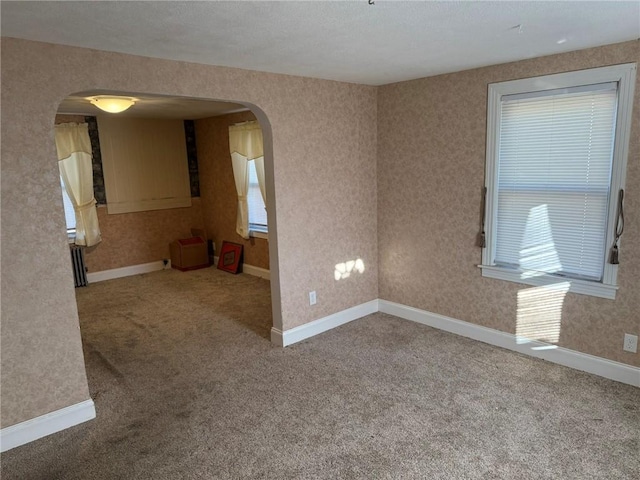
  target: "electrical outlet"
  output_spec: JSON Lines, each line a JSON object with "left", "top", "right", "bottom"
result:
{"left": 623, "top": 334, "right": 638, "bottom": 353}
{"left": 309, "top": 291, "right": 317, "bottom": 306}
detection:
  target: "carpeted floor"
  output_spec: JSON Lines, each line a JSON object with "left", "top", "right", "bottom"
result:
{"left": 1, "top": 267, "right": 638, "bottom": 479}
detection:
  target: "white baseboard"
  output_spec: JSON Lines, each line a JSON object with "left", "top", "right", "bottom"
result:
{"left": 213, "top": 256, "right": 270, "bottom": 280}
{"left": 271, "top": 299, "right": 379, "bottom": 347}
{"left": 379, "top": 300, "right": 640, "bottom": 388}
{"left": 271, "top": 298, "right": 638, "bottom": 386}
{"left": 89, "top": 258, "right": 270, "bottom": 284}
{"left": 242, "top": 263, "right": 270, "bottom": 280}
{"left": 87, "top": 260, "right": 169, "bottom": 283}
{"left": 0, "top": 400, "right": 95, "bottom": 452}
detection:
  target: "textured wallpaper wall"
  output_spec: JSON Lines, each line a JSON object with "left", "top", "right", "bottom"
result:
{"left": 378, "top": 40, "right": 640, "bottom": 366}
{"left": 85, "top": 202, "right": 206, "bottom": 272}
{"left": 0, "top": 38, "right": 378, "bottom": 427}
{"left": 5, "top": 35, "right": 634, "bottom": 434}
{"left": 196, "top": 111, "right": 270, "bottom": 270}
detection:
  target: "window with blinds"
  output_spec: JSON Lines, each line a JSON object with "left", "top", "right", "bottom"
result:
{"left": 495, "top": 84, "right": 617, "bottom": 281}
{"left": 481, "top": 63, "right": 636, "bottom": 299}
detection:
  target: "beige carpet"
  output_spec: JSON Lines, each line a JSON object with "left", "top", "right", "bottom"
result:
{"left": 2, "top": 267, "right": 638, "bottom": 479}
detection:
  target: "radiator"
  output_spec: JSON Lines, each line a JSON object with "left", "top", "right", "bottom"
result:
{"left": 70, "top": 245, "right": 88, "bottom": 287}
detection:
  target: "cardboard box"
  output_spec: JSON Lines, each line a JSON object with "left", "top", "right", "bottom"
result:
{"left": 170, "top": 231, "right": 209, "bottom": 271}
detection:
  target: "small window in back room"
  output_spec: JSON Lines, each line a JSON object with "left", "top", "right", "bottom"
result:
{"left": 229, "top": 120, "right": 267, "bottom": 239}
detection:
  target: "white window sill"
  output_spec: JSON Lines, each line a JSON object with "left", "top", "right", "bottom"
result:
{"left": 478, "top": 265, "right": 617, "bottom": 300}
{"left": 249, "top": 230, "right": 268, "bottom": 240}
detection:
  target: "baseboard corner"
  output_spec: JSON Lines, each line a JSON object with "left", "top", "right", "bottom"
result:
{"left": 270, "top": 327, "right": 284, "bottom": 346}
{"left": 0, "top": 399, "right": 96, "bottom": 452}
{"left": 278, "top": 299, "right": 378, "bottom": 347}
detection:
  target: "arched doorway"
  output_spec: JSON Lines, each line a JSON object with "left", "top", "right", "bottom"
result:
{"left": 54, "top": 91, "right": 283, "bottom": 385}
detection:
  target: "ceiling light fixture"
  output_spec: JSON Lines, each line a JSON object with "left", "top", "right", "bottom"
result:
{"left": 88, "top": 95, "right": 138, "bottom": 113}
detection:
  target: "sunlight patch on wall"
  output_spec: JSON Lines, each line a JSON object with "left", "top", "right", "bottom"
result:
{"left": 335, "top": 259, "right": 365, "bottom": 280}
{"left": 516, "top": 282, "right": 570, "bottom": 345}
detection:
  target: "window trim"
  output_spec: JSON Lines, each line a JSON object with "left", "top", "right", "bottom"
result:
{"left": 480, "top": 63, "right": 636, "bottom": 300}
{"left": 249, "top": 226, "right": 268, "bottom": 240}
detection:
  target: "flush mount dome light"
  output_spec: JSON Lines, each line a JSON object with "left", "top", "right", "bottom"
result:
{"left": 88, "top": 95, "right": 138, "bottom": 113}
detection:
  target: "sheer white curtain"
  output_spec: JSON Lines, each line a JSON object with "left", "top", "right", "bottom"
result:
{"left": 55, "top": 123, "right": 101, "bottom": 246}
{"left": 229, "top": 121, "right": 264, "bottom": 239}
{"left": 231, "top": 152, "right": 250, "bottom": 238}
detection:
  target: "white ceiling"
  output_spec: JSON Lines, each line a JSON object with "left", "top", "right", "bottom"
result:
{"left": 2, "top": 1, "right": 639, "bottom": 87}
{"left": 3, "top": 1, "right": 639, "bottom": 119}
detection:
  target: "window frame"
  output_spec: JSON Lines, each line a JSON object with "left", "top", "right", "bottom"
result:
{"left": 480, "top": 63, "right": 636, "bottom": 300}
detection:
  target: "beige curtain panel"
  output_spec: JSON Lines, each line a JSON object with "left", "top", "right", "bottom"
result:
{"left": 55, "top": 122, "right": 92, "bottom": 160}
{"left": 254, "top": 156, "right": 267, "bottom": 206}
{"left": 229, "top": 121, "right": 265, "bottom": 239}
{"left": 229, "top": 121, "right": 264, "bottom": 160}
{"left": 55, "top": 123, "right": 101, "bottom": 247}
{"left": 231, "top": 152, "right": 250, "bottom": 239}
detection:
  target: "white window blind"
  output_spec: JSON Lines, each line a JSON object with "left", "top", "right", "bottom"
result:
{"left": 495, "top": 83, "right": 618, "bottom": 281}
{"left": 248, "top": 160, "right": 267, "bottom": 229}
